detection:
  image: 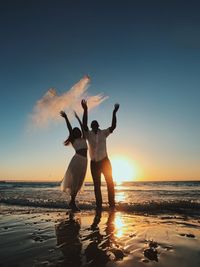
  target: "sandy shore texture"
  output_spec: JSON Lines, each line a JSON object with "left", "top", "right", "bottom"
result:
{"left": 0, "top": 204, "right": 200, "bottom": 267}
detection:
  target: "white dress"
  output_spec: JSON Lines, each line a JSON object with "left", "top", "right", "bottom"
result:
{"left": 61, "top": 138, "right": 87, "bottom": 195}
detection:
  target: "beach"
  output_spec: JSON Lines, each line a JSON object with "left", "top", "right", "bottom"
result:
{"left": 1, "top": 203, "right": 200, "bottom": 267}
{"left": 2, "top": 1, "right": 200, "bottom": 266}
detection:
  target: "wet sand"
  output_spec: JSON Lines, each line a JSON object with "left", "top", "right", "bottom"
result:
{"left": 0, "top": 204, "right": 200, "bottom": 267}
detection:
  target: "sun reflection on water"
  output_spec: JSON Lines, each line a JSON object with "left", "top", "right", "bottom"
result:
{"left": 114, "top": 213, "right": 124, "bottom": 238}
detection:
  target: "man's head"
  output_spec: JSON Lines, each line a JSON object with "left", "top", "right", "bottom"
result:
{"left": 91, "top": 120, "right": 99, "bottom": 132}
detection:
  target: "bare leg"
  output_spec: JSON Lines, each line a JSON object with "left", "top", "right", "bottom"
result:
{"left": 69, "top": 193, "right": 80, "bottom": 211}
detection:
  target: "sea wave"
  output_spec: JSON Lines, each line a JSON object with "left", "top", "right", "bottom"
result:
{"left": 1, "top": 181, "right": 200, "bottom": 216}
{"left": 1, "top": 197, "right": 200, "bottom": 216}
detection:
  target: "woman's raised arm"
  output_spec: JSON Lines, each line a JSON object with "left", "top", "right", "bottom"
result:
{"left": 60, "top": 111, "right": 73, "bottom": 135}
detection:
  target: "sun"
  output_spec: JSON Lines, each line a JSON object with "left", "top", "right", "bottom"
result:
{"left": 111, "top": 157, "right": 136, "bottom": 185}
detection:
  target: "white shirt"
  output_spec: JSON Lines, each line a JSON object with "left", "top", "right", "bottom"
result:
{"left": 85, "top": 128, "right": 111, "bottom": 162}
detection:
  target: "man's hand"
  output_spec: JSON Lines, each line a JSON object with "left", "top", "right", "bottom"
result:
{"left": 81, "top": 99, "right": 88, "bottom": 110}
{"left": 114, "top": 103, "right": 120, "bottom": 113}
{"left": 60, "top": 110, "right": 67, "bottom": 118}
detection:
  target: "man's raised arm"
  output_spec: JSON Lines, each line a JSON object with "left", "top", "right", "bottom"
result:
{"left": 109, "top": 103, "right": 120, "bottom": 133}
{"left": 81, "top": 99, "right": 88, "bottom": 131}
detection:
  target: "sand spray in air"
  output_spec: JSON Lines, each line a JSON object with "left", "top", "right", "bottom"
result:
{"left": 29, "top": 76, "right": 108, "bottom": 129}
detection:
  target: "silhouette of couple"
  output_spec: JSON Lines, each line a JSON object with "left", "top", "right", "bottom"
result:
{"left": 60, "top": 98, "right": 120, "bottom": 211}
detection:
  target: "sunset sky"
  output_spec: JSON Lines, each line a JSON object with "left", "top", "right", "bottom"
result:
{"left": 0, "top": 0, "right": 200, "bottom": 181}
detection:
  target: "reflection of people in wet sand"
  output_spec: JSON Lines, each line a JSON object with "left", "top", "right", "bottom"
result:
{"left": 55, "top": 211, "right": 125, "bottom": 267}
{"left": 81, "top": 99, "right": 120, "bottom": 210}
{"left": 83, "top": 210, "right": 109, "bottom": 266}
{"left": 60, "top": 111, "right": 88, "bottom": 211}
{"left": 55, "top": 212, "right": 82, "bottom": 266}
{"left": 83, "top": 211, "right": 124, "bottom": 266}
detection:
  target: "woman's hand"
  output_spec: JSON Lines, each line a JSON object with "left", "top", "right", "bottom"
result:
{"left": 60, "top": 110, "right": 67, "bottom": 118}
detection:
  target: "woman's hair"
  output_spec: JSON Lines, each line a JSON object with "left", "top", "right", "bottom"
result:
{"left": 63, "top": 127, "right": 82, "bottom": 146}
{"left": 63, "top": 136, "right": 73, "bottom": 146}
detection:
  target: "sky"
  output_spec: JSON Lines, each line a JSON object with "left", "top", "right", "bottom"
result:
{"left": 0, "top": 0, "right": 200, "bottom": 181}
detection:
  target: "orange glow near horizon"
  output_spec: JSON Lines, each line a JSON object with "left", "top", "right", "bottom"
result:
{"left": 111, "top": 156, "right": 137, "bottom": 185}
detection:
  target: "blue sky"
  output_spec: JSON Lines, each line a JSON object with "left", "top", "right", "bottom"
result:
{"left": 0, "top": 0, "right": 200, "bottom": 181}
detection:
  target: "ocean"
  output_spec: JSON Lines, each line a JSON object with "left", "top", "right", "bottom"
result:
{"left": 0, "top": 181, "right": 200, "bottom": 216}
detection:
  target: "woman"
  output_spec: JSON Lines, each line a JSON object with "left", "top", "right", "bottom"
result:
{"left": 60, "top": 110, "right": 87, "bottom": 211}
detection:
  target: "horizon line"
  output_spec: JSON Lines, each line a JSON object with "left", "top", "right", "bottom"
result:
{"left": 1, "top": 179, "right": 200, "bottom": 183}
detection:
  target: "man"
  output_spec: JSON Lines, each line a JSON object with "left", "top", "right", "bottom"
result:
{"left": 81, "top": 99, "right": 120, "bottom": 210}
